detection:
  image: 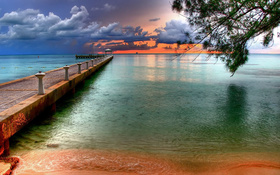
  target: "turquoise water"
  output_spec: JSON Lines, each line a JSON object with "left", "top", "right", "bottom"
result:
{"left": 0, "top": 55, "right": 80, "bottom": 83}
{"left": 5, "top": 54, "right": 280, "bottom": 172}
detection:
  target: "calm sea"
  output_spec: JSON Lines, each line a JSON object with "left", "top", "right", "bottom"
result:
{"left": 0, "top": 55, "right": 80, "bottom": 83}
{"left": 2, "top": 54, "right": 280, "bottom": 174}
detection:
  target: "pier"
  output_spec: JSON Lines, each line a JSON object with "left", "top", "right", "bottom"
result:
{"left": 75, "top": 54, "right": 105, "bottom": 59}
{"left": 0, "top": 56, "right": 113, "bottom": 157}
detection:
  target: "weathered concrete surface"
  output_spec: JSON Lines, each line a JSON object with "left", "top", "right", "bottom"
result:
{"left": 0, "top": 56, "right": 113, "bottom": 156}
{"left": 0, "top": 161, "right": 11, "bottom": 175}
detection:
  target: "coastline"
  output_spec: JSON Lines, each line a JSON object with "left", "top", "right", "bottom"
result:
{"left": 11, "top": 149, "right": 280, "bottom": 175}
{"left": 2, "top": 54, "right": 280, "bottom": 175}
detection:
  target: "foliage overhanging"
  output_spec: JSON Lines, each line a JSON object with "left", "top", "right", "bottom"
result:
{"left": 172, "top": 0, "right": 280, "bottom": 74}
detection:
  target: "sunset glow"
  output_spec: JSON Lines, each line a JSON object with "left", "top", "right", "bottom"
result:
{"left": 1, "top": 0, "right": 279, "bottom": 55}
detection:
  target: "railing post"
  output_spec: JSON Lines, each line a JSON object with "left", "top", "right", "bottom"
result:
{"left": 86, "top": 61, "right": 89, "bottom": 69}
{"left": 91, "top": 59, "right": 94, "bottom": 67}
{"left": 35, "top": 71, "right": 45, "bottom": 95}
{"left": 77, "top": 62, "right": 82, "bottom": 74}
{"left": 63, "top": 65, "right": 70, "bottom": 80}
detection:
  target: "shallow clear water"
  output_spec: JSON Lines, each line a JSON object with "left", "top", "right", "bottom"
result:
{"left": 6, "top": 54, "right": 280, "bottom": 173}
{"left": 0, "top": 55, "right": 80, "bottom": 83}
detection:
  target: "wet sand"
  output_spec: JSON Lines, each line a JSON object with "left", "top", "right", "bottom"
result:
{"left": 12, "top": 149, "right": 280, "bottom": 175}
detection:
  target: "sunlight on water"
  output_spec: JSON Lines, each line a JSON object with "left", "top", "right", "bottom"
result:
{"left": 7, "top": 54, "right": 280, "bottom": 174}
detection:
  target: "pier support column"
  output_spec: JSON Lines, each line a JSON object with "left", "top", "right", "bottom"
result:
{"left": 35, "top": 71, "right": 45, "bottom": 95}
{"left": 0, "top": 139, "right": 10, "bottom": 156}
{"left": 63, "top": 65, "right": 70, "bottom": 81}
{"left": 91, "top": 59, "right": 94, "bottom": 67}
{"left": 50, "top": 103, "right": 56, "bottom": 114}
{"left": 77, "top": 63, "right": 82, "bottom": 74}
{"left": 71, "top": 88, "right": 75, "bottom": 95}
{"left": 4, "top": 139, "right": 9, "bottom": 156}
{"left": 81, "top": 80, "right": 85, "bottom": 85}
{"left": 86, "top": 61, "right": 89, "bottom": 69}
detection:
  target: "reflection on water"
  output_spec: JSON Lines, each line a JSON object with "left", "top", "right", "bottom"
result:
{"left": 225, "top": 84, "right": 247, "bottom": 121}
{"left": 8, "top": 54, "right": 280, "bottom": 174}
{"left": 217, "top": 84, "right": 249, "bottom": 152}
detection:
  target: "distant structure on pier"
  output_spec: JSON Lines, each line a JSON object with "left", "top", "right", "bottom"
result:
{"left": 105, "top": 49, "right": 113, "bottom": 55}
{"left": 76, "top": 49, "right": 112, "bottom": 59}
{"left": 75, "top": 54, "right": 104, "bottom": 59}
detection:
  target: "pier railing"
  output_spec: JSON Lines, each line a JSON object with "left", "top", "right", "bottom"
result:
{"left": 75, "top": 54, "right": 105, "bottom": 59}
{"left": 0, "top": 55, "right": 113, "bottom": 157}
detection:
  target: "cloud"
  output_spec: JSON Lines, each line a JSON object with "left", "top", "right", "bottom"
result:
{"left": 50, "top": 6, "right": 89, "bottom": 32}
{"left": 0, "top": 6, "right": 154, "bottom": 54}
{"left": 104, "top": 3, "right": 116, "bottom": 11}
{"left": 91, "top": 3, "right": 116, "bottom": 11}
{"left": 90, "top": 23, "right": 152, "bottom": 42}
{"left": 106, "top": 41, "right": 153, "bottom": 51}
{"left": 149, "top": 18, "right": 160, "bottom": 22}
{"left": 0, "top": 6, "right": 152, "bottom": 42}
{"left": 0, "top": 9, "right": 40, "bottom": 25}
{"left": 70, "top": 5, "right": 80, "bottom": 14}
{"left": 90, "top": 39, "right": 157, "bottom": 53}
{"left": 0, "top": 6, "right": 91, "bottom": 40}
{"left": 163, "top": 45, "right": 173, "bottom": 50}
{"left": 0, "top": 9, "right": 61, "bottom": 40}
{"left": 0, "top": 6, "right": 211, "bottom": 54}
{"left": 155, "top": 19, "right": 194, "bottom": 44}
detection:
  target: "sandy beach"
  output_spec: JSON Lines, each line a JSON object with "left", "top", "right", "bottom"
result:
{"left": 10, "top": 149, "right": 280, "bottom": 175}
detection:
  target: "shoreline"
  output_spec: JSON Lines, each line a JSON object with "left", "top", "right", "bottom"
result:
{"left": 0, "top": 157, "right": 19, "bottom": 175}
{"left": 10, "top": 149, "right": 280, "bottom": 175}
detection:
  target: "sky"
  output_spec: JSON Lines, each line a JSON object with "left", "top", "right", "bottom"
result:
{"left": 0, "top": 0, "right": 279, "bottom": 55}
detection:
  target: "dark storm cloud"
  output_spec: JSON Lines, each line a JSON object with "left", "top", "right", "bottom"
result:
{"left": 0, "top": 6, "right": 152, "bottom": 42}
{"left": 156, "top": 19, "right": 195, "bottom": 44}
{"left": 90, "top": 23, "right": 152, "bottom": 42}
{"left": 0, "top": 9, "right": 40, "bottom": 25}
{"left": 0, "top": 6, "right": 89, "bottom": 40}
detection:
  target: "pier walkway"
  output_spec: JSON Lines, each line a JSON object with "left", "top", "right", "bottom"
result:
{"left": 0, "top": 55, "right": 113, "bottom": 157}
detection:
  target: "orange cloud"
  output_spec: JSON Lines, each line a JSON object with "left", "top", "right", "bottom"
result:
{"left": 111, "top": 42, "right": 213, "bottom": 54}
{"left": 85, "top": 39, "right": 219, "bottom": 54}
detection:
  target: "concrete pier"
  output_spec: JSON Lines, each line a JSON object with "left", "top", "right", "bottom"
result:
{"left": 75, "top": 54, "right": 104, "bottom": 59}
{"left": 0, "top": 56, "right": 113, "bottom": 156}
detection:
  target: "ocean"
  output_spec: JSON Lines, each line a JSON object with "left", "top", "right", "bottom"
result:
{"left": 1, "top": 54, "right": 280, "bottom": 174}
{"left": 0, "top": 55, "right": 80, "bottom": 83}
